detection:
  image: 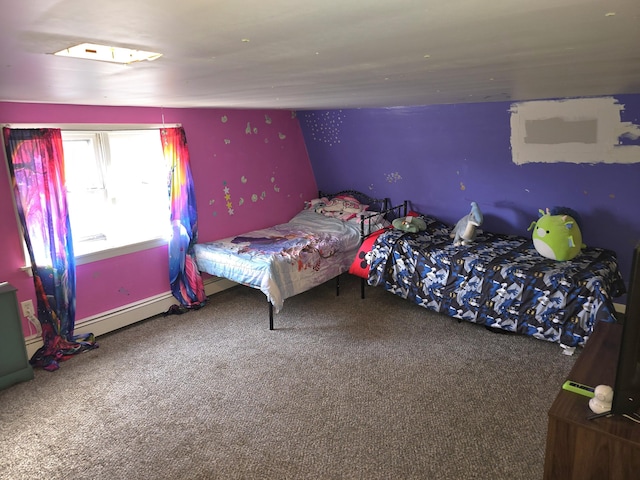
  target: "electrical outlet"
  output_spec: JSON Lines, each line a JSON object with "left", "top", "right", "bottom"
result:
{"left": 21, "top": 299, "right": 35, "bottom": 317}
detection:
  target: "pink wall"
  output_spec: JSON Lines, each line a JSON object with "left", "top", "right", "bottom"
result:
{"left": 0, "top": 102, "right": 317, "bottom": 337}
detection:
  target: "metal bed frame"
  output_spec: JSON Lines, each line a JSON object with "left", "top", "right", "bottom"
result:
{"left": 265, "top": 189, "right": 392, "bottom": 330}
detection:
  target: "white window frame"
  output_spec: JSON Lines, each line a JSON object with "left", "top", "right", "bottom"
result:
{"left": 7, "top": 123, "right": 179, "bottom": 270}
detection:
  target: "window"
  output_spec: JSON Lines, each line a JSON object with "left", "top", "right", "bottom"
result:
{"left": 61, "top": 129, "right": 170, "bottom": 260}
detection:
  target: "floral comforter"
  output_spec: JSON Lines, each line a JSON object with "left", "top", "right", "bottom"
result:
{"left": 194, "top": 209, "right": 361, "bottom": 312}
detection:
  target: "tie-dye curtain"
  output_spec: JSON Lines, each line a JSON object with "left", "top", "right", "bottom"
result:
{"left": 161, "top": 127, "right": 206, "bottom": 308}
{"left": 3, "top": 128, "right": 97, "bottom": 371}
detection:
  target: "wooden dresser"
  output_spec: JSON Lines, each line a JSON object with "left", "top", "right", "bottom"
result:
{"left": 543, "top": 321, "right": 640, "bottom": 479}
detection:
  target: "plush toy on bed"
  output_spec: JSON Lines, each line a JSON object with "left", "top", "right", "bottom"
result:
{"left": 451, "top": 201, "right": 483, "bottom": 246}
{"left": 528, "top": 207, "right": 585, "bottom": 261}
{"left": 392, "top": 214, "right": 427, "bottom": 233}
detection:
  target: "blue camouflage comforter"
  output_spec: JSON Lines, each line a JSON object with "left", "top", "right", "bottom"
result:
{"left": 368, "top": 216, "right": 626, "bottom": 348}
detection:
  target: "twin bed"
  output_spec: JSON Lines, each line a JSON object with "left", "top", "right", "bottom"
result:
{"left": 194, "top": 191, "right": 396, "bottom": 329}
{"left": 351, "top": 212, "right": 626, "bottom": 349}
{"left": 194, "top": 193, "right": 625, "bottom": 349}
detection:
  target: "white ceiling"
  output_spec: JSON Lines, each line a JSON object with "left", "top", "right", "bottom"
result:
{"left": 1, "top": 0, "right": 639, "bottom": 110}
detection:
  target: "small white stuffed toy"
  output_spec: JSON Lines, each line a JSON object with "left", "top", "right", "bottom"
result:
{"left": 451, "top": 201, "right": 483, "bottom": 246}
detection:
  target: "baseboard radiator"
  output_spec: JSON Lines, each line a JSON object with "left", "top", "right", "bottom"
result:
{"left": 24, "top": 277, "right": 236, "bottom": 359}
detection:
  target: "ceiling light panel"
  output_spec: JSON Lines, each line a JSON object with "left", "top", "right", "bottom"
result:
{"left": 53, "top": 43, "right": 162, "bottom": 65}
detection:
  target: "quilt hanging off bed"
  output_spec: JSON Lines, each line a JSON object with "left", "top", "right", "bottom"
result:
{"left": 367, "top": 216, "right": 626, "bottom": 348}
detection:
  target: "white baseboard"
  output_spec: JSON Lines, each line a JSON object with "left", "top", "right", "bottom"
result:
{"left": 23, "top": 284, "right": 625, "bottom": 358}
{"left": 24, "top": 277, "right": 236, "bottom": 358}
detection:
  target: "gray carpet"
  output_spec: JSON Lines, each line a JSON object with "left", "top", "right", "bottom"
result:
{"left": 0, "top": 275, "right": 576, "bottom": 479}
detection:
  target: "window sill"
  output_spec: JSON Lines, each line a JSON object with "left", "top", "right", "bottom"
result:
{"left": 20, "top": 237, "right": 168, "bottom": 275}
{"left": 75, "top": 237, "right": 168, "bottom": 265}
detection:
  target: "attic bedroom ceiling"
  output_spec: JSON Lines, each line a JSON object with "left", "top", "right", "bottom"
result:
{"left": 1, "top": 0, "right": 639, "bottom": 110}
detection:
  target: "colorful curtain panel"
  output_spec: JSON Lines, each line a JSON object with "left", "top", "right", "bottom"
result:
{"left": 3, "top": 128, "right": 97, "bottom": 371}
{"left": 161, "top": 127, "right": 206, "bottom": 308}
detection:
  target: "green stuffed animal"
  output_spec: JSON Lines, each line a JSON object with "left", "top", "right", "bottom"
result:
{"left": 528, "top": 207, "right": 585, "bottom": 261}
{"left": 392, "top": 215, "right": 427, "bottom": 233}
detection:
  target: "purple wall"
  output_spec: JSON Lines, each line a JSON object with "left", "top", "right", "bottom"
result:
{"left": 0, "top": 102, "right": 316, "bottom": 337}
{"left": 299, "top": 96, "right": 640, "bottom": 292}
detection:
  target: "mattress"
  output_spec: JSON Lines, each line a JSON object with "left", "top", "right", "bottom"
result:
{"left": 366, "top": 216, "right": 626, "bottom": 347}
{"left": 194, "top": 209, "right": 364, "bottom": 312}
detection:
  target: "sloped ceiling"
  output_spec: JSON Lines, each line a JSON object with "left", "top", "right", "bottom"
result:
{"left": 1, "top": 0, "right": 639, "bottom": 110}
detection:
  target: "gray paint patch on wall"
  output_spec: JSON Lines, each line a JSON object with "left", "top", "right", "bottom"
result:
{"left": 524, "top": 118, "right": 598, "bottom": 144}
{"left": 510, "top": 97, "right": 640, "bottom": 164}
